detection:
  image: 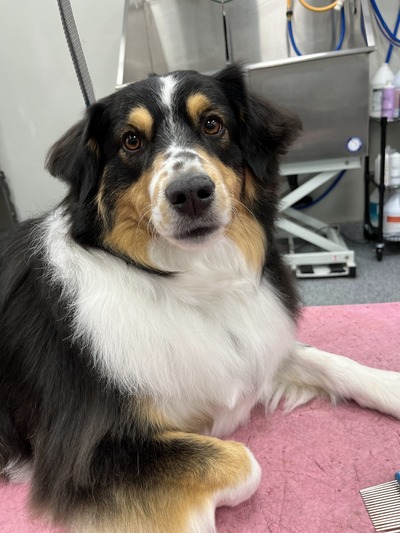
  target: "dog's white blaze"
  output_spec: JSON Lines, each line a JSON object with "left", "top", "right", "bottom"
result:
{"left": 148, "top": 145, "right": 203, "bottom": 201}
{"left": 160, "top": 74, "right": 177, "bottom": 112}
{"left": 42, "top": 208, "right": 296, "bottom": 437}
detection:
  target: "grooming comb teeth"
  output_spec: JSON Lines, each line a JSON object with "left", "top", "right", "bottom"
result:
{"left": 360, "top": 472, "right": 400, "bottom": 532}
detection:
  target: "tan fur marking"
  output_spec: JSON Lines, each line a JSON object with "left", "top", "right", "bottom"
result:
{"left": 195, "top": 148, "right": 241, "bottom": 199}
{"left": 195, "top": 149, "right": 266, "bottom": 272}
{"left": 86, "top": 138, "right": 100, "bottom": 158}
{"left": 134, "top": 397, "right": 214, "bottom": 435}
{"left": 134, "top": 397, "right": 174, "bottom": 431}
{"left": 103, "top": 155, "right": 164, "bottom": 268}
{"left": 226, "top": 210, "right": 266, "bottom": 273}
{"left": 195, "top": 147, "right": 239, "bottom": 220}
{"left": 159, "top": 431, "right": 253, "bottom": 490}
{"left": 186, "top": 93, "right": 212, "bottom": 124}
{"left": 96, "top": 172, "right": 107, "bottom": 225}
{"left": 127, "top": 106, "right": 154, "bottom": 138}
{"left": 137, "top": 392, "right": 213, "bottom": 436}
{"left": 244, "top": 167, "right": 258, "bottom": 206}
{"left": 103, "top": 190, "right": 152, "bottom": 267}
{"left": 72, "top": 433, "right": 253, "bottom": 533}
{"left": 180, "top": 412, "right": 214, "bottom": 434}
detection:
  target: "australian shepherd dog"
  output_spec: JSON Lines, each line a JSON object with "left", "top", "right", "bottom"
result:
{"left": 1, "top": 65, "right": 399, "bottom": 532}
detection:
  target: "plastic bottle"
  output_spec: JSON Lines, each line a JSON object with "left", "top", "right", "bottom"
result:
{"left": 383, "top": 191, "right": 400, "bottom": 239}
{"left": 375, "top": 146, "right": 394, "bottom": 186}
{"left": 370, "top": 63, "right": 394, "bottom": 118}
{"left": 381, "top": 83, "right": 395, "bottom": 119}
{"left": 390, "top": 152, "right": 400, "bottom": 187}
{"left": 369, "top": 188, "right": 380, "bottom": 228}
{"left": 394, "top": 69, "right": 400, "bottom": 119}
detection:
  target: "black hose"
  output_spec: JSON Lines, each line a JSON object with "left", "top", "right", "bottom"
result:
{"left": 56, "top": 0, "right": 96, "bottom": 108}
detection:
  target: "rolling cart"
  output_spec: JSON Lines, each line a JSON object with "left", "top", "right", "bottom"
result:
{"left": 364, "top": 117, "right": 400, "bottom": 261}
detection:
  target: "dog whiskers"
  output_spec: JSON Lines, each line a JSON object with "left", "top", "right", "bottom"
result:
{"left": 232, "top": 198, "right": 257, "bottom": 219}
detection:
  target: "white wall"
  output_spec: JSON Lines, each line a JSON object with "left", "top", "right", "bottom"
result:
{"left": 0, "top": 0, "right": 124, "bottom": 220}
{"left": 0, "top": 0, "right": 399, "bottom": 222}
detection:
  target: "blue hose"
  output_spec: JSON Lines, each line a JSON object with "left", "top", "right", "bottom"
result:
{"left": 370, "top": 0, "right": 400, "bottom": 47}
{"left": 335, "top": 7, "right": 346, "bottom": 51}
{"left": 295, "top": 171, "right": 346, "bottom": 210}
{"left": 287, "top": 19, "right": 302, "bottom": 56}
{"left": 288, "top": 8, "right": 346, "bottom": 56}
{"left": 385, "top": 9, "right": 400, "bottom": 62}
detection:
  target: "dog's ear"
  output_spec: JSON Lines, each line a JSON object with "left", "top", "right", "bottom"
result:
{"left": 46, "top": 102, "right": 106, "bottom": 203}
{"left": 215, "top": 64, "right": 302, "bottom": 181}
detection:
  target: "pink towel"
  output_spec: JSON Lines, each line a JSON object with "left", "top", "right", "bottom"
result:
{"left": 1, "top": 303, "right": 399, "bottom": 533}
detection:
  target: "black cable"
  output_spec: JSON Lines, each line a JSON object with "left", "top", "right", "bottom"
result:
{"left": 338, "top": 230, "right": 369, "bottom": 246}
{"left": 56, "top": 0, "right": 96, "bottom": 108}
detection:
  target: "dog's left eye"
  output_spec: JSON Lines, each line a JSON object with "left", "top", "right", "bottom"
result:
{"left": 122, "top": 132, "right": 142, "bottom": 151}
{"left": 203, "top": 117, "right": 224, "bottom": 136}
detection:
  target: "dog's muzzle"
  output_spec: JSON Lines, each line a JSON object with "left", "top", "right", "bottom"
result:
{"left": 165, "top": 174, "right": 215, "bottom": 218}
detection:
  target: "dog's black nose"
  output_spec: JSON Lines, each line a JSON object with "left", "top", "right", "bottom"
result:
{"left": 165, "top": 175, "right": 215, "bottom": 217}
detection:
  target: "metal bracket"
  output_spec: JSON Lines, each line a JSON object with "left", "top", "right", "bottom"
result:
{"left": 279, "top": 159, "right": 358, "bottom": 278}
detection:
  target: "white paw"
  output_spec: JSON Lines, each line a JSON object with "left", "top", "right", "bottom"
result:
{"left": 214, "top": 446, "right": 262, "bottom": 508}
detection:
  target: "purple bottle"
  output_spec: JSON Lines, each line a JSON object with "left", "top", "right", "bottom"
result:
{"left": 381, "top": 84, "right": 395, "bottom": 119}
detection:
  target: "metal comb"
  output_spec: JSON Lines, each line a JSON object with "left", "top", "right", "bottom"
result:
{"left": 360, "top": 472, "right": 400, "bottom": 532}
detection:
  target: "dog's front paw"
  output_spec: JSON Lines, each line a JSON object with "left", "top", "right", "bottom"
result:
{"left": 214, "top": 445, "right": 262, "bottom": 508}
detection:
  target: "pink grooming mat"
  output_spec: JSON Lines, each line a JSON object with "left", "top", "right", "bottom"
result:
{"left": 1, "top": 302, "right": 399, "bottom": 533}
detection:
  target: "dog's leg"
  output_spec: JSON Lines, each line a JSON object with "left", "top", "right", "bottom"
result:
{"left": 269, "top": 344, "right": 400, "bottom": 418}
{"left": 42, "top": 431, "right": 260, "bottom": 533}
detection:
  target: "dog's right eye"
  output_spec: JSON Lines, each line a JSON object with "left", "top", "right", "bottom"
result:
{"left": 122, "top": 132, "right": 142, "bottom": 151}
{"left": 203, "top": 117, "right": 224, "bottom": 136}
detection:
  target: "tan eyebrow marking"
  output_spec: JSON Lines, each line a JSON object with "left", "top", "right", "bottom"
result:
{"left": 127, "top": 106, "right": 154, "bottom": 138}
{"left": 186, "top": 93, "right": 213, "bottom": 124}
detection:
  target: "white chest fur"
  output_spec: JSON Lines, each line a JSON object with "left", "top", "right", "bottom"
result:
{"left": 43, "top": 210, "right": 296, "bottom": 437}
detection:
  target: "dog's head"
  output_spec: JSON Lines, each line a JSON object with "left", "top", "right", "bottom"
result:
{"left": 47, "top": 64, "right": 301, "bottom": 272}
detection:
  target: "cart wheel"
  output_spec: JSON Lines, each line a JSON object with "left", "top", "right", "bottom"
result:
{"left": 376, "top": 247, "right": 383, "bottom": 261}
